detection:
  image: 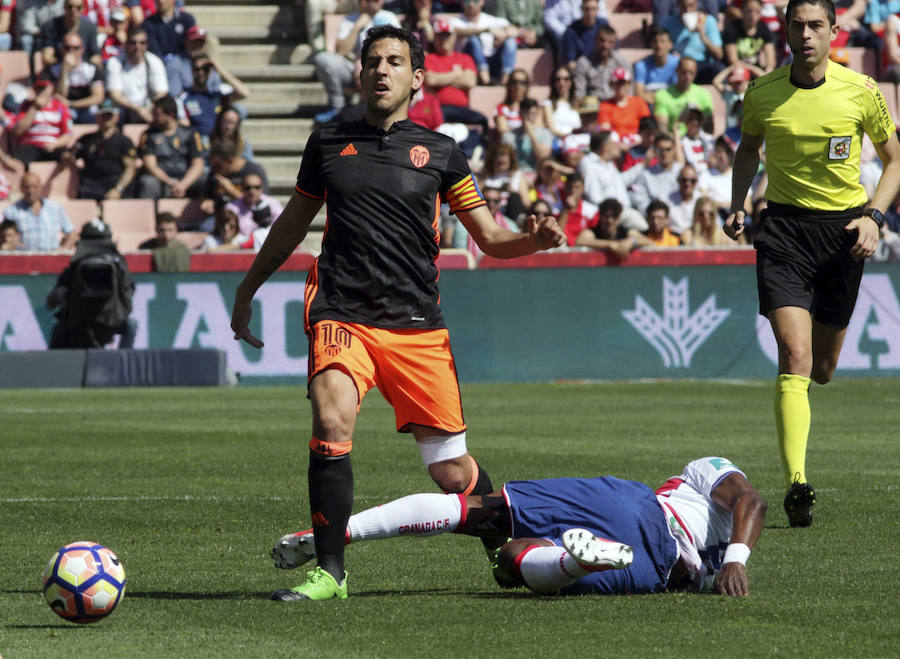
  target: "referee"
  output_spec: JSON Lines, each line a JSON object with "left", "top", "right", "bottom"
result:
{"left": 231, "top": 25, "right": 565, "bottom": 600}
{"left": 725, "top": 0, "right": 900, "bottom": 527}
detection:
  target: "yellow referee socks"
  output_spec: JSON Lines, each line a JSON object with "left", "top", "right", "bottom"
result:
{"left": 774, "top": 373, "right": 811, "bottom": 487}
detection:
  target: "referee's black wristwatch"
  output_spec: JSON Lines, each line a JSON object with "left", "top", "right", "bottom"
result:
{"left": 863, "top": 208, "right": 886, "bottom": 230}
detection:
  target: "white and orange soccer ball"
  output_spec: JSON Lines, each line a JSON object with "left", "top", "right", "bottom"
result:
{"left": 42, "top": 541, "right": 126, "bottom": 624}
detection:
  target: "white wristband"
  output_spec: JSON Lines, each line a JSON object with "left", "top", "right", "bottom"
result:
{"left": 723, "top": 543, "right": 751, "bottom": 565}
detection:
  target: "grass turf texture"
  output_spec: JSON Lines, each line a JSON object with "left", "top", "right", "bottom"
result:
{"left": 1, "top": 381, "right": 897, "bottom": 658}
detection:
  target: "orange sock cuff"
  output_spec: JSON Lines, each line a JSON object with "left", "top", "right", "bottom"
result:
{"left": 309, "top": 436, "right": 352, "bottom": 458}
{"left": 460, "top": 455, "right": 479, "bottom": 496}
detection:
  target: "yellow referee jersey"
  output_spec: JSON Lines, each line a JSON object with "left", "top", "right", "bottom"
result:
{"left": 742, "top": 59, "right": 895, "bottom": 211}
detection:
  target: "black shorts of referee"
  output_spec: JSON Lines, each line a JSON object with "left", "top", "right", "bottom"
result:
{"left": 753, "top": 202, "right": 865, "bottom": 329}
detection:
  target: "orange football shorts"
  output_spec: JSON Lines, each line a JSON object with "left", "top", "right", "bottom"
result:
{"left": 308, "top": 320, "right": 466, "bottom": 433}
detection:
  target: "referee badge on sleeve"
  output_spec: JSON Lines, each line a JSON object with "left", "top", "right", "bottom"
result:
{"left": 828, "top": 136, "right": 851, "bottom": 160}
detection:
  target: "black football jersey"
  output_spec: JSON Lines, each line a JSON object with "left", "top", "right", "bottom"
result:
{"left": 297, "top": 118, "right": 485, "bottom": 329}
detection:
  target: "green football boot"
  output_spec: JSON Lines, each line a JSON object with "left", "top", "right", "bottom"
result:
{"left": 270, "top": 566, "right": 348, "bottom": 601}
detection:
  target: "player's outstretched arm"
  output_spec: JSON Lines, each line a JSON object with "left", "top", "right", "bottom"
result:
{"left": 231, "top": 191, "right": 323, "bottom": 348}
{"left": 725, "top": 132, "right": 763, "bottom": 242}
{"left": 710, "top": 473, "right": 767, "bottom": 597}
{"left": 457, "top": 204, "right": 566, "bottom": 258}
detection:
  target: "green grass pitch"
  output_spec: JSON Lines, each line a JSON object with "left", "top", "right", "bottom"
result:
{"left": 1, "top": 380, "right": 898, "bottom": 658}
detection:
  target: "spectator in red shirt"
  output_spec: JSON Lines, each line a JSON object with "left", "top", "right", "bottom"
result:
{"left": 424, "top": 20, "right": 488, "bottom": 134}
{"left": 407, "top": 87, "right": 443, "bottom": 130}
{"left": 558, "top": 171, "right": 599, "bottom": 246}
{"left": 596, "top": 67, "right": 650, "bottom": 146}
{"left": 11, "top": 78, "right": 74, "bottom": 167}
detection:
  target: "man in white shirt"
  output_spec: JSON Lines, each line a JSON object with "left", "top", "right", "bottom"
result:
{"left": 579, "top": 130, "right": 647, "bottom": 230}
{"left": 627, "top": 131, "right": 684, "bottom": 219}
{"left": 105, "top": 25, "right": 169, "bottom": 124}
{"left": 666, "top": 163, "right": 702, "bottom": 235}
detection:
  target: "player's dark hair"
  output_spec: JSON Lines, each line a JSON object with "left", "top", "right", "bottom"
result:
{"left": 646, "top": 199, "right": 670, "bottom": 216}
{"left": 786, "top": 0, "right": 835, "bottom": 25}
{"left": 154, "top": 94, "right": 178, "bottom": 118}
{"left": 596, "top": 24, "right": 616, "bottom": 38}
{"left": 361, "top": 25, "right": 426, "bottom": 75}
{"left": 598, "top": 198, "right": 623, "bottom": 218}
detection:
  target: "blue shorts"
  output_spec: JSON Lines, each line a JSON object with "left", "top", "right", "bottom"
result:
{"left": 504, "top": 476, "right": 678, "bottom": 595}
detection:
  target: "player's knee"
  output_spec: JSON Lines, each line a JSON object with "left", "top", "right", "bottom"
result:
{"left": 313, "top": 408, "right": 354, "bottom": 444}
{"left": 778, "top": 344, "right": 813, "bottom": 375}
{"left": 419, "top": 433, "right": 470, "bottom": 492}
{"left": 428, "top": 460, "right": 469, "bottom": 493}
{"left": 811, "top": 362, "right": 836, "bottom": 385}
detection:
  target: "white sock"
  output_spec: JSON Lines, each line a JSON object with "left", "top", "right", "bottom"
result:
{"left": 517, "top": 546, "right": 591, "bottom": 593}
{"left": 347, "top": 493, "right": 462, "bottom": 541}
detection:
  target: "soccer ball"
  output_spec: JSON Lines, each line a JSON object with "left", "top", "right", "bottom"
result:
{"left": 42, "top": 541, "right": 126, "bottom": 624}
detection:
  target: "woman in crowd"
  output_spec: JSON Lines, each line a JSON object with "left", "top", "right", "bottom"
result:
{"left": 542, "top": 66, "right": 582, "bottom": 140}
{"left": 210, "top": 107, "right": 253, "bottom": 161}
{"left": 494, "top": 68, "right": 532, "bottom": 137}
{"left": 685, "top": 196, "right": 726, "bottom": 247}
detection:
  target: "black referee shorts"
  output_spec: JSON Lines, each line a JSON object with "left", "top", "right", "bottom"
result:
{"left": 753, "top": 202, "right": 865, "bottom": 329}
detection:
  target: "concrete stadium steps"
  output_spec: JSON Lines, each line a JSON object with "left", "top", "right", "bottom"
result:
{"left": 242, "top": 118, "right": 314, "bottom": 150}
{"left": 218, "top": 44, "right": 313, "bottom": 68}
{"left": 189, "top": 4, "right": 298, "bottom": 30}
{"left": 246, "top": 81, "right": 326, "bottom": 108}
{"left": 257, "top": 157, "right": 302, "bottom": 186}
{"left": 230, "top": 64, "right": 315, "bottom": 82}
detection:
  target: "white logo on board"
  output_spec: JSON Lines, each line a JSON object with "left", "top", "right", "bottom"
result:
{"left": 623, "top": 277, "right": 730, "bottom": 367}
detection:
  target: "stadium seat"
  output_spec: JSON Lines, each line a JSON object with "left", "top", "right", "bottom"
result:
{"left": 839, "top": 47, "right": 877, "bottom": 78}
{"left": 30, "top": 161, "right": 78, "bottom": 198}
{"left": 56, "top": 198, "right": 100, "bottom": 228}
{"left": 609, "top": 12, "right": 651, "bottom": 48}
{"left": 70, "top": 124, "right": 97, "bottom": 142}
{"left": 156, "top": 198, "right": 209, "bottom": 230}
{"left": 101, "top": 198, "right": 156, "bottom": 239}
{"left": 515, "top": 49, "right": 554, "bottom": 85}
{"left": 177, "top": 231, "right": 209, "bottom": 250}
{"left": 0, "top": 51, "right": 32, "bottom": 88}
{"left": 122, "top": 123, "right": 149, "bottom": 147}
{"left": 115, "top": 231, "right": 154, "bottom": 252}
{"left": 617, "top": 48, "right": 652, "bottom": 65}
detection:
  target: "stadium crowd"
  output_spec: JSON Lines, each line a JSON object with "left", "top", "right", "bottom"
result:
{"left": 0, "top": 0, "right": 899, "bottom": 262}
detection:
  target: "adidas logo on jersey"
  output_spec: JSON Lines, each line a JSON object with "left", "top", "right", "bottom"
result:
{"left": 340, "top": 143, "right": 358, "bottom": 156}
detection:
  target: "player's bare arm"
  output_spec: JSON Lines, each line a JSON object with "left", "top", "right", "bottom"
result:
{"left": 725, "top": 132, "right": 764, "bottom": 241}
{"left": 231, "top": 191, "right": 322, "bottom": 347}
{"left": 846, "top": 132, "right": 900, "bottom": 260}
{"left": 710, "top": 473, "right": 767, "bottom": 597}
{"left": 456, "top": 204, "right": 566, "bottom": 258}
